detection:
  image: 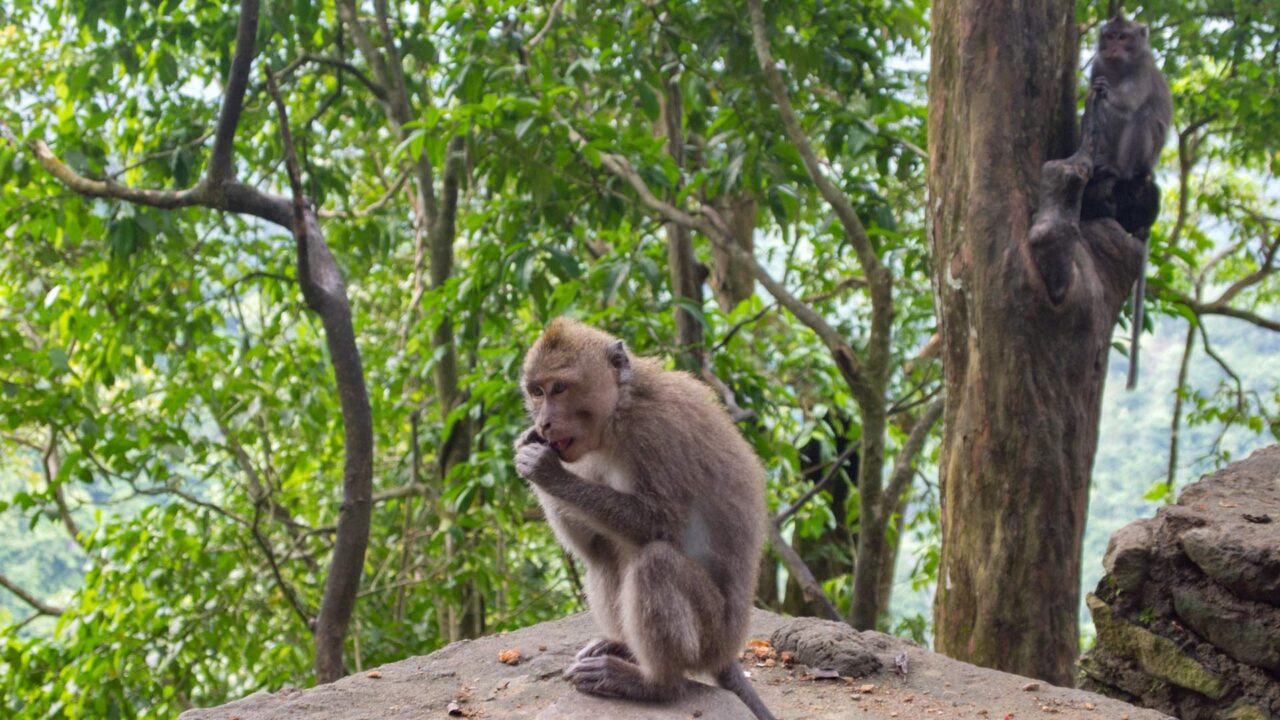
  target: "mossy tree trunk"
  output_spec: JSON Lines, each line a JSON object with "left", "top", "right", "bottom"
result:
{"left": 928, "top": 0, "right": 1144, "bottom": 685}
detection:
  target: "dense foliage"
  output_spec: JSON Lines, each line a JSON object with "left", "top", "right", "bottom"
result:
{"left": 0, "top": 0, "right": 1275, "bottom": 716}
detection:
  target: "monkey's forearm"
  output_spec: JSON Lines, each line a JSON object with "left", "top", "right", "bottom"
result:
{"left": 533, "top": 471, "right": 672, "bottom": 545}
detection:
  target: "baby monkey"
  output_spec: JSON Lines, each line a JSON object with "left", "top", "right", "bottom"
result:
{"left": 514, "top": 317, "right": 776, "bottom": 720}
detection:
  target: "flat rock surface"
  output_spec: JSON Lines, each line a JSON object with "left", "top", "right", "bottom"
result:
{"left": 181, "top": 610, "right": 1171, "bottom": 719}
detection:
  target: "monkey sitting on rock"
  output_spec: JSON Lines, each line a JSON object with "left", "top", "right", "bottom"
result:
{"left": 1080, "top": 14, "right": 1172, "bottom": 388}
{"left": 514, "top": 317, "right": 776, "bottom": 720}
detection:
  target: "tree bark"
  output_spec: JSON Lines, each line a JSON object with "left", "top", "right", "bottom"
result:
{"left": 709, "top": 193, "right": 757, "bottom": 312}
{"left": 928, "top": 0, "right": 1143, "bottom": 685}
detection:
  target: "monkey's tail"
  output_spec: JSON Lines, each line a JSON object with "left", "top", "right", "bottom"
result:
{"left": 715, "top": 662, "right": 778, "bottom": 720}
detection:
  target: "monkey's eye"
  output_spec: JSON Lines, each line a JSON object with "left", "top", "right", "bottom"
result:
{"left": 529, "top": 385, "right": 544, "bottom": 398}
{"left": 551, "top": 381, "right": 567, "bottom": 395}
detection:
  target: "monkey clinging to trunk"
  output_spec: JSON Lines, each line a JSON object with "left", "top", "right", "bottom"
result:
{"left": 514, "top": 317, "right": 776, "bottom": 720}
{"left": 1080, "top": 13, "right": 1172, "bottom": 389}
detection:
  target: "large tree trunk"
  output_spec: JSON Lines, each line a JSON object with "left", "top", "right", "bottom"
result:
{"left": 928, "top": 0, "right": 1143, "bottom": 685}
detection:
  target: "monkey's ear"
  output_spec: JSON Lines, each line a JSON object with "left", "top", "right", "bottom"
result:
{"left": 606, "top": 340, "right": 633, "bottom": 385}
{"left": 1138, "top": 24, "right": 1148, "bottom": 40}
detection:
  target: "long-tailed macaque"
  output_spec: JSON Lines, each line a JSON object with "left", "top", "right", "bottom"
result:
{"left": 1080, "top": 14, "right": 1172, "bottom": 389}
{"left": 514, "top": 318, "right": 776, "bottom": 720}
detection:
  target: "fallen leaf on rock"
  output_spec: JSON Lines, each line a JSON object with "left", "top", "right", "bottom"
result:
{"left": 1021, "top": 682, "right": 1039, "bottom": 691}
{"left": 366, "top": 671, "right": 382, "bottom": 679}
{"left": 1243, "top": 513, "right": 1272, "bottom": 524}
{"left": 779, "top": 651, "right": 795, "bottom": 666}
{"left": 746, "top": 639, "right": 772, "bottom": 650}
{"left": 857, "top": 683, "right": 876, "bottom": 693}
{"left": 498, "top": 649, "right": 521, "bottom": 665}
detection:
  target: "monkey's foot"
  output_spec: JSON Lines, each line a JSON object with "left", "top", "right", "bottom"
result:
{"left": 575, "top": 638, "right": 635, "bottom": 663}
{"left": 565, "top": 655, "right": 678, "bottom": 701}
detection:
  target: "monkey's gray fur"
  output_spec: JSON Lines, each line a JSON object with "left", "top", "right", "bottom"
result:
{"left": 1081, "top": 15, "right": 1172, "bottom": 389}
{"left": 515, "top": 318, "right": 776, "bottom": 720}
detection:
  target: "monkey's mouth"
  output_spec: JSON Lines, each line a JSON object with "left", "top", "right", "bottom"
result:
{"left": 550, "top": 438, "right": 573, "bottom": 455}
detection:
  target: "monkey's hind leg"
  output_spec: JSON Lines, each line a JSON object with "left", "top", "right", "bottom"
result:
{"left": 566, "top": 542, "right": 723, "bottom": 702}
{"left": 575, "top": 638, "right": 635, "bottom": 662}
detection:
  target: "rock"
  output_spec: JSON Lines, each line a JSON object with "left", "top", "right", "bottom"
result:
{"left": 1081, "top": 446, "right": 1280, "bottom": 720}
{"left": 1087, "top": 594, "right": 1228, "bottom": 700}
{"left": 768, "top": 617, "right": 889, "bottom": 678}
{"left": 535, "top": 682, "right": 748, "bottom": 719}
{"left": 1171, "top": 586, "right": 1280, "bottom": 673}
{"left": 1180, "top": 524, "right": 1280, "bottom": 607}
{"left": 182, "top": 609, "right": 1169, "bottom": 719}
{"left": 1103, "top": 519, "right": 1155, "bottom": 594}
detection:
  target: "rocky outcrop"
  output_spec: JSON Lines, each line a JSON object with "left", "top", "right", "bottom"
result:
{"left": 182, "top": 610, "right": 1170, "bottom": 719}
{"left": 1081, "top": 445, "right": 1280, "bottom": 719}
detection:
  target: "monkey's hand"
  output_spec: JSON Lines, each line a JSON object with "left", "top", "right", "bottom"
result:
{"left": 1090, "top": 74, "right": 1109, "bottom": 100}
{"left": 516, "top": 426, "right": 547, "bottom": 449}
{"left": 515, "top": 440, "right": 564, "bottom": 486}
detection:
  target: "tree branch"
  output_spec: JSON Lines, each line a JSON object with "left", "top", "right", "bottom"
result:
{"left": 250, "top": 502, "right": 313, "bottom": 633}
{"left": 765, "top": 521, "right": 842, "bottom": 622}
{"left": 1162, "top": 287, "right": 1280, "bottom": 332}
{"left": 774, "top": 442, "right": 860, "bottom": 525}
{"left": 208, "top": 0, "right": 262, "bottom": 184}
{"left": 290, "top": 53, "right": 389, "bottom": 103}
{"left": 318, "top": 170, "right": 411, "bottom": 219}
{"left": 265, "top": 60, "right": 374, "bottom": 685}
{"left": 745, "top": 0, "right": 892, "bottom": 339}
{"left": 878, "top": 398, "right": 944, "bottom": 520}
{"left": 556, "top": 114, "right": 874, "bottom": 402}
{"left": 28, "top": 140, "right": 203, "bottom": 209}
{"left": 528, "top": 0, "right": 566, "bottom": 48}
{"left": 0, "top": 573, "right": 63, "bottom": 617}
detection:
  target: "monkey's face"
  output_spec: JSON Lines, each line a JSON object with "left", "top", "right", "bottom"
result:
{"left": 522, "top": 356, "right": 620, "bottom": 464}
{"left": 1098, "top": 20, "right": 1147, "bottom": 66}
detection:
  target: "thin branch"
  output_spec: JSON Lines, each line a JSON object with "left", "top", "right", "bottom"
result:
{"left": 710, "top": 304, "right": 773, "bottom": 354}
{"left": 208, "top": 0, "right": 262, "bottom": 184}
{"left": 774, "top": 443, "right": 860, "bottom": 525}
{"left": 264, "top": 66, "right": 308, "bottom": 237}
{"left": 766, "top": 521, "right": 842, "bottom": 622}
{"left": 43, "top": 430, "right": 85, "bottom": 549}
{"left": 556, "top": 114, "right": 872, "bottom": 401}
{"left": 318, "top": 170, "right": 411, "bottom": 219}
{"left": 1166, "top": 320, "right": 1196, "bottom": 490}
{"left": 1161, "top": 286, "right": 1280, "bottom": 333}
{"left": 110, "top": 130, "right": 215, "bottom": 179}
{"left": 528, "top": 0, "right": 566, "bottom": 48}
{"left": 1197, "top": 323, "right": 1245, "bottom": 415}
{"left": 251, "top": 502, "right": 314, "bottom": 632}
{"left": 372, "top": 482, "right": 432, "bottom": 503}
{"left": 287, "top": 53, "right": 389, "bottom": 103}
{"left": 744, "top": 0, "right": 890, "bottom": 317}
{"left": 801, "top": 275, "right": 868, "bottom": 304}
{"left": 879, "top": 398, "right": 944, "bottom": 520}
{"left": 0, "top": 573, "right": 64, "bottom": 616}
